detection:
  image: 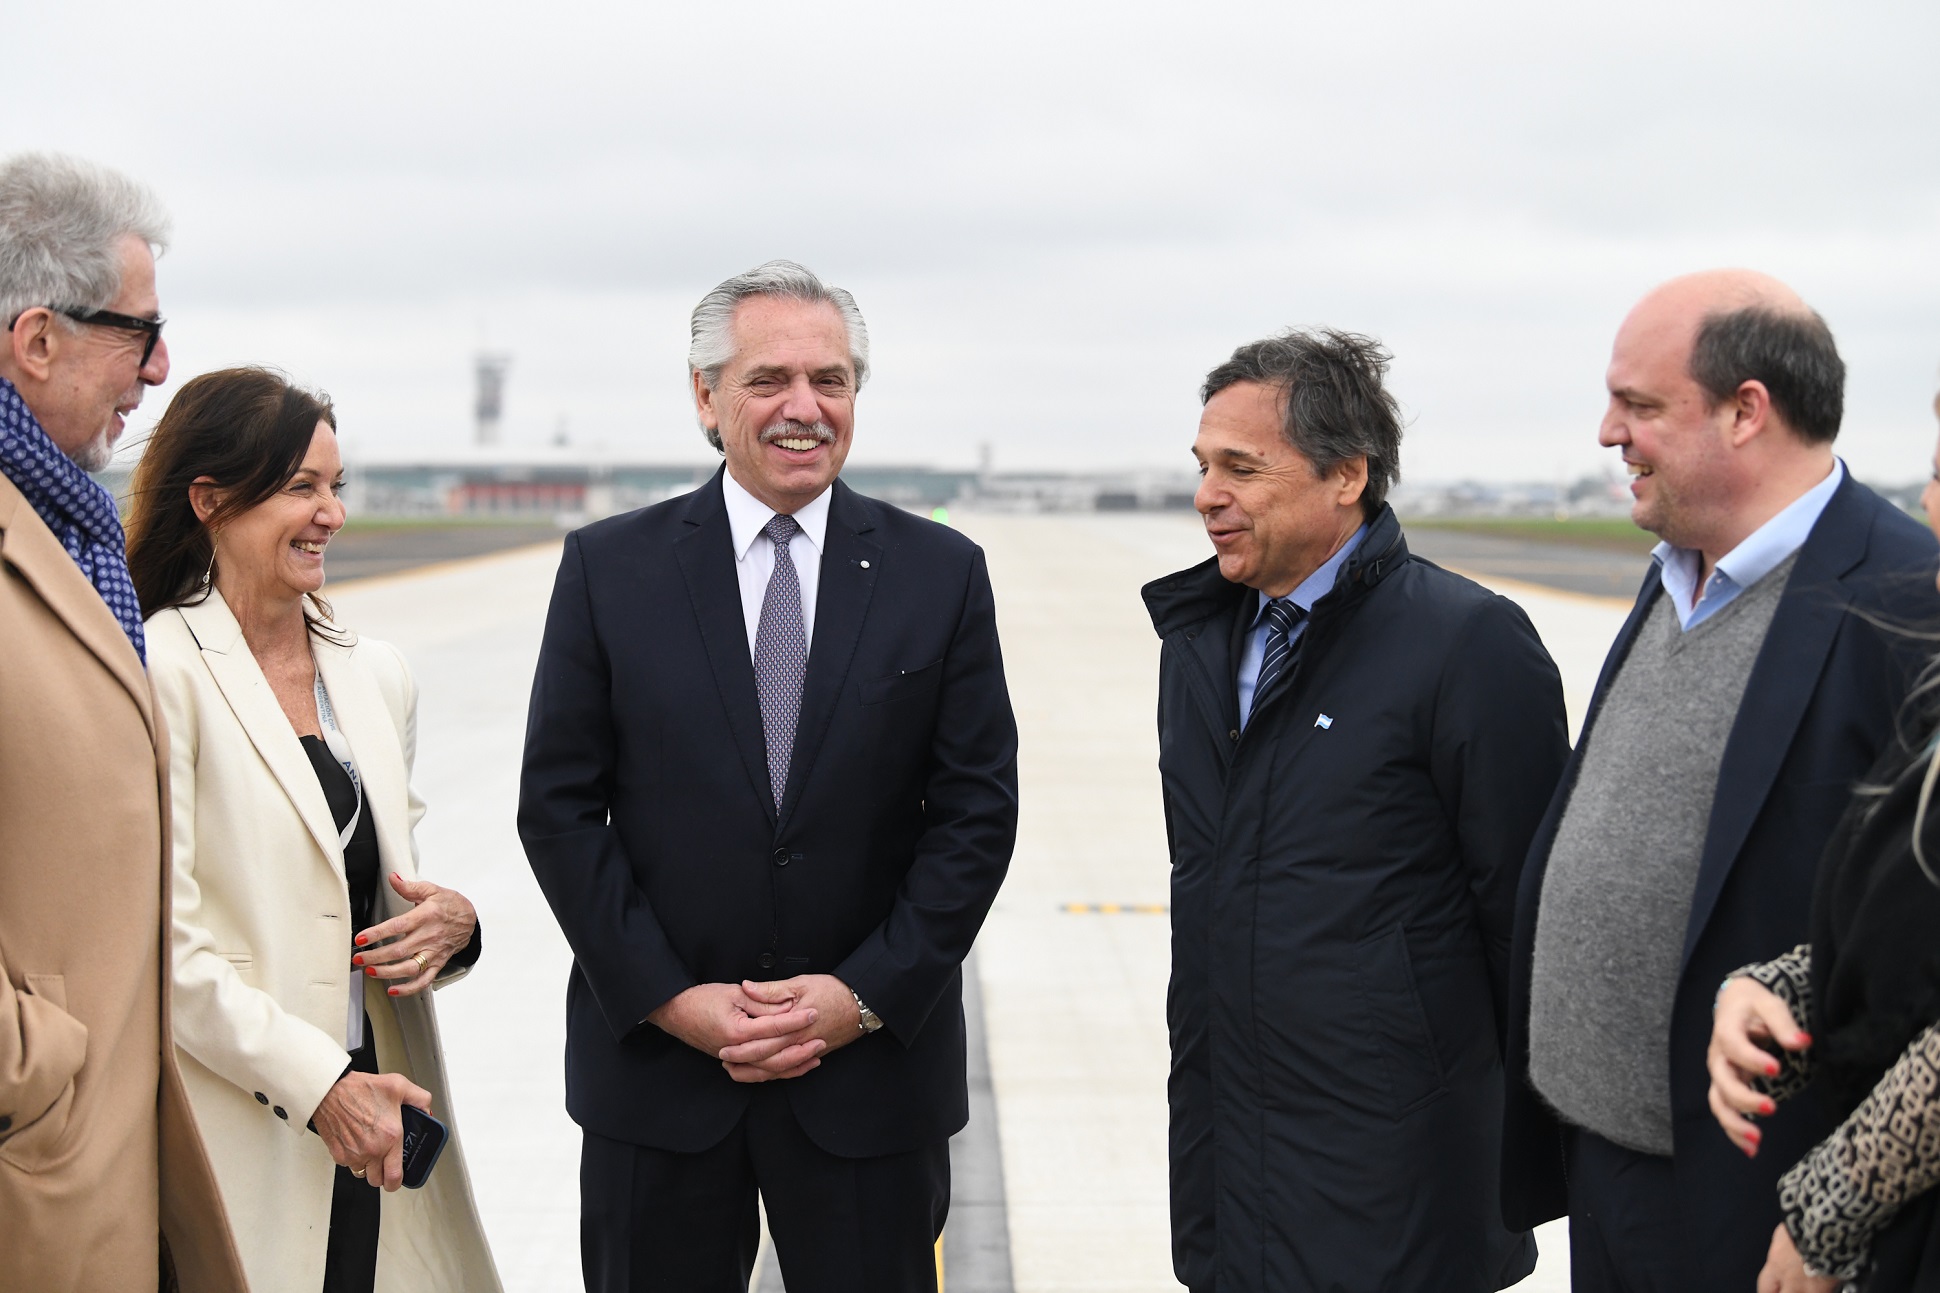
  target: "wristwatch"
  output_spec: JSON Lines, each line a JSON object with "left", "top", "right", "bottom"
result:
{"left": 852, "top": 990, "right": 884, "bottom": 1035}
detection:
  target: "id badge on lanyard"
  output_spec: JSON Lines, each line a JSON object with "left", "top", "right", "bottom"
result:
{"left": 315, "top": 671, "right": 369, "bottom": 1051}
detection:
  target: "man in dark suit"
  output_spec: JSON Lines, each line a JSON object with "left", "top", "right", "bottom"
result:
{"left": 519, "top": 260, "right": 1019, "bottom": 1293}
{"left": 1501, "top": 269, "right": 1940, "bottom": 1292}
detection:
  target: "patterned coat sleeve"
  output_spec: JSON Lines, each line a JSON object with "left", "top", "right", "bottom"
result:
{"left": 1727, "top": 944, "right": 1816, "bottom": 1101}
{"left": 1778, "top": 1021, "right": 1940, "bottom": 1281}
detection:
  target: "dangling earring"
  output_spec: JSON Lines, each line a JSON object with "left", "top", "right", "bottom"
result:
{"left": 203, "top": 530, "right": 219, "bottom": 587}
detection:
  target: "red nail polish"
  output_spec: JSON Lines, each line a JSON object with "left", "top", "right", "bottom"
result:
{"left": 1762, "top": 1100, "right": 1776, "bottom": 1116}
{"left": 1797, "top": 1033, "right": 1812, "bottom": 1046}
{"left": 355, "top": 935, "right": 368, "bottom": 946}
{"left": 388, "top": 987, "right": 398, "bottom": 996}
{"left": 365, "top": 967, "right": 376, "bottom": 976}
{"left": 1766, "top": 1061, "right": 1780, "bottom": 1076}
{"left": 351, "top": 955, "right": 363, "bottom": 967}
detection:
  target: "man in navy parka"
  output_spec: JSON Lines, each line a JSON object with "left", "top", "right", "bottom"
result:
{"left": 1143, "top": 329, "right": 1569, "bottom": 1292}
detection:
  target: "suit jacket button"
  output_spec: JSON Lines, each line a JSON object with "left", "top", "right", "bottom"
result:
{"left": 1228, "top": 729, "right": 1240, "bottom": 741}
{"left": 274, "top": 1106, "right": 288, "bottom": 1120}
{"left": 255, "top": 1092, "right": 269, "bottom": 1105}
{"left": 756, "top": 953, "right": 777, "bottom": 970}
{"left": 0, "top": 1115, "right": 11, "bottom": 1132}
{"left": 773, "top": 849, "right": 790, "bottom": 867}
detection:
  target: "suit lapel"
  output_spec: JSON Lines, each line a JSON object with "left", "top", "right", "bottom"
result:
{"left": 779, "top": 481, "right": 881, "bottom": 830}
{"left": 314, "top": 638, "right": 415, "bottom": 903}
{"left": 674, "top": 472, "right": 777, "bottom": 825}
{"left": 1681, "top": 484, "right": 1869, "bottom": 968}
{"left": 0, "top": 475, "right": 153, "bottom": 738}
{"left": 178, "top": 593, "right": 345, "bottom": 876}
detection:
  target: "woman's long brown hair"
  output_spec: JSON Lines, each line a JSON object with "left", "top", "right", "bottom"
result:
{"left": 125, "top": 366, "right": 342, "bottom": 636}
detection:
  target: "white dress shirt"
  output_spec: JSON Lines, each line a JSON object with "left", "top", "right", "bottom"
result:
{"left": 721, "top": 467, "right": 832, "bottom": 658}
{"left": 1654, "top": 458, "right": 1843, "bottom": 630}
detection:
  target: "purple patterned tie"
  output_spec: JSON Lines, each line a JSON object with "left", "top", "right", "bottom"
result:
{"left": 754, "top": 514, "right": 808, "bottom": 809}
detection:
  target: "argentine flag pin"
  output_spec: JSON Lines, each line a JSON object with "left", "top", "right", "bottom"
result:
{"left": 1315, "top": 713, "right": 1334, "bottom": 730}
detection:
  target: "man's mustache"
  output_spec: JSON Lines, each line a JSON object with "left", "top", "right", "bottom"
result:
{"left": 759, "top": 421, "right": 836, "bottom": 445}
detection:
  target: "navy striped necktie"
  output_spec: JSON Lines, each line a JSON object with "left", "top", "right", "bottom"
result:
{"left": 1255, "top": 597, "right": 1309, "bottom": 699}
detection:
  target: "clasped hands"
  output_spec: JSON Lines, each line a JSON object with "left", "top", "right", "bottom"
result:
{"left": 649, "top": 975, "right": 864, "bottom": 1083}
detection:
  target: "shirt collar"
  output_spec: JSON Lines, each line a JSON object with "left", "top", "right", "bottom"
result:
{"left": 1255, "top": 524, "right": 1369, "bottom": 620}
{"left": 1652, "top": 458, "right": 1843, "bottom": 603}
{"left": 722, "top": 465, "right": 832, "bottom": 560}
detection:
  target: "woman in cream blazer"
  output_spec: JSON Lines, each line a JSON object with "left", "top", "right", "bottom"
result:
{"left": 129, "top": 368, "right": 501, "bottom": 1293}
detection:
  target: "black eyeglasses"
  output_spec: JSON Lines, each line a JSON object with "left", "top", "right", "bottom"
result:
{"left": 6, "top": 305, "right": 166, "bottom": 367}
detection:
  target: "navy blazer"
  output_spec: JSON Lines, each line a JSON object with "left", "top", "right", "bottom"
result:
{"left": 518, "top": 469, "right": 1019, "bottom": 1158}
{"left": 1501, "top": 473, "right": 1938, "bottom": 1286}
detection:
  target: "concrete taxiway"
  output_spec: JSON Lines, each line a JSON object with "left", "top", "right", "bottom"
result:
{"left": 327, "top": 511, "right": 1636, "bottom": 1291}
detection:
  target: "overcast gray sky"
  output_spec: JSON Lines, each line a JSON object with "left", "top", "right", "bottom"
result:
{"left": 12, "top": 0, "right": 1940, "bottom": 483}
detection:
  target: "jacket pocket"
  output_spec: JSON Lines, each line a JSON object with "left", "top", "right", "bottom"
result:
{"left": 0, "top": 975, "right": 88, "bottom": 1173}
{"left": 858, "top": 659, "right": 944, "bottom": 706}
{"left": 1353, "top": 925, "right": 1448, "bottom": 1120}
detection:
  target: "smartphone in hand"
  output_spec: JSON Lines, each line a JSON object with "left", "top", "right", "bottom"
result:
{"left": 400, "top": 1104, "right": 448, "bottom": 1189}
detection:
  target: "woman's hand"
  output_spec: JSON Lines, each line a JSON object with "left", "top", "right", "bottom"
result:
{"left": 1708, "top": 976, "right": 1812, "bottom": 1156}
{"left": 1757, "top": 1222, "right": 1842, "bottom": 1293}
{"left": 352, "top": 873, "right": 477, "bottom": 998}
{"left": 311, "top": 1070, "right": 433, "bottom": 1190}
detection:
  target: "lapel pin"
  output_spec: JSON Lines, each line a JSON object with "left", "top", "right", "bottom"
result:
{"left": 859, "top": 560, "right": 871, "bottom": 569}
{"left": 1315, "top": 713, "right": 1334, "bottom": 729}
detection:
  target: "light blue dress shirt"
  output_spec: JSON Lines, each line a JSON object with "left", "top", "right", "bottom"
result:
{"left": 1654, "top": 460, "right": 1844, "bottom": 631}
{"left": 1237, "top": 525, "right": 1367, "bottom": 728}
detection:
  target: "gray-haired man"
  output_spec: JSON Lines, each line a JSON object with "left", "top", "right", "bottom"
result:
{"left": 521, "top": 261, "right": 1018, "bottom": 1292}
{"left": 0, "top": 153, "right": 244, "bottom": 1290}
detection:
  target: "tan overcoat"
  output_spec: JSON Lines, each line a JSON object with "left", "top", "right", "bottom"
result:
{"left": 0, "top": 472, "right": 247, "bottom": 1292}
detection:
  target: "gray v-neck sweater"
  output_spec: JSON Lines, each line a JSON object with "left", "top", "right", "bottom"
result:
{"left": 1528, "top": 554, "right": 1796, "bottom": 1155}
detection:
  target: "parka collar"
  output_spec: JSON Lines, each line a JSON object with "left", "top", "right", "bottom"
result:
{"left": 1143, "top": 503, "right": 1408, "bottom": 639}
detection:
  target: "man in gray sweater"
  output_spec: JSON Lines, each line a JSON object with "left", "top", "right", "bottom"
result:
{"left": 1502, "top": 269, "right": 1940, "bottom": 1292}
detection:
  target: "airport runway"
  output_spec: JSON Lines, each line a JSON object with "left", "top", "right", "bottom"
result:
{"left": 327, "top": 512, "right": 1634, "bottom": 1292}
{"left": 324, "top": 521, "right": 563, "bottom": 582}
{"left": 1406, "top": 526, "right": 1653, "bottom": 602}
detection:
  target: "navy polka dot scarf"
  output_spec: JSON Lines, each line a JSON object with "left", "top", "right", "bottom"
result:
{"left": 0, "top": 377, "right": 146, "bottom": 664}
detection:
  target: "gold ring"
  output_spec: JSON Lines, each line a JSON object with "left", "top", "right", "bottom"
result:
{"left": 413, "top": 951, "right": 429, "bottom": 971}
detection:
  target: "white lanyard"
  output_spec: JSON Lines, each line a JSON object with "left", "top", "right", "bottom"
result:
{"left": 315, "top": 670, "right": 368, "bottom": 1052}
{"left": 313, "top": 671, "right": 363, "bottom": 852}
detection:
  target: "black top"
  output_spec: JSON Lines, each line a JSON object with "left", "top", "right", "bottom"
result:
{"left": 302, "top": 735, "right": 380, "bottom": 931}
{"left": 1811, "top": 740, "right": 1940, "bottom": 1110}
{"left": 300, "top": 735, "right": 480, "bottom": 969}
